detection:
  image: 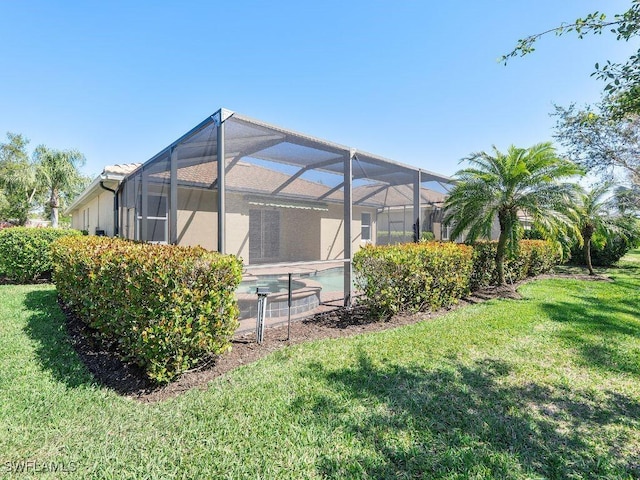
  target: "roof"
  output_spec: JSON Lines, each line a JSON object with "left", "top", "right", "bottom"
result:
{"left": 64, "top": 163, "right": 142, "bottom": 214}
{"left": 352, "top": 182, "right": 445, "bottom": 207}
{"left": 146, "top": 160, "right": 444, "bottom": 208}
{"left": 103, "top": 163, "right": 142, "bottom": 176}
{"left": 69, "top": 108, "right": 453, "bottom": 215}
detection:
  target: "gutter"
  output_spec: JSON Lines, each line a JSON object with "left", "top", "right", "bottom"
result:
{"left": 99, "top": 181, "right": 119, "bottom": 236}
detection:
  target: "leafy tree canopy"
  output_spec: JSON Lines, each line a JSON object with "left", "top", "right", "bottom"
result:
{"left": 0, "top": 132, "right": 89, "bottom": 226}
{"left": 553, "top": 102, "right": 640, "bottom": 186}
{"left": 502, "top": 1, "right": 640, "bottom": 117}
{"left": 0, "top": 133, "right": 37, "bottom": 225}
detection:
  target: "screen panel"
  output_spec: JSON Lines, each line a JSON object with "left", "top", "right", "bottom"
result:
{"left": 174, "top": 128, "right": 218, "bottom": 250}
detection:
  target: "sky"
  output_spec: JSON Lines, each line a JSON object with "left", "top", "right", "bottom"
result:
{"left": 0, "top": 1, "right": 636, "bottom": 179}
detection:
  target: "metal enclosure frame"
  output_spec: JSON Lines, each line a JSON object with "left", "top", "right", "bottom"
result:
{"left": 118, "top": 108, "right": 453, "bottom": 310}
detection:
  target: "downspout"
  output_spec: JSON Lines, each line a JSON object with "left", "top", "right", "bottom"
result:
{"left": 115, "top": 182, "right": 124, "bottom": 237}
{"left": 99, "top": 181, "right": 118, "bottom": 236}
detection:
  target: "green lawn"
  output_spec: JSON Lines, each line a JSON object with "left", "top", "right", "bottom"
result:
{"left": 1, "top": 251, "right": 639, "bottom": 479}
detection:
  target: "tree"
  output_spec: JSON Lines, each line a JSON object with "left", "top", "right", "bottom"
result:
{"left": 554, "top": 100, "right": 640, "bottom": 212}
{"left": 0, "top": 133, "right": 87, "bottom": 227}
{"left": 32, "top": 146, "right": 86, "bottom": 228}
{"left": 502, "top": 2, "right": 640, "bottom": 117}
{"left": 614, "top": 184, "right": 640, "bottom": 215}
{"left": 554, "top": 102, "right": 640, "bottom": 185}
{"left": 574, "top": 183, "right": 623, "bottom": 275}
{"left": 0, "top": 133, "right": 37, "bottom": 225}
{"left": 444, "top": 142, "right": 582, "bottom": 285}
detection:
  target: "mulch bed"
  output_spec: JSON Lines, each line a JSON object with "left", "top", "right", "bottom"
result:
{"left": 60, "top": 272, "right": 611, "bottom": 403}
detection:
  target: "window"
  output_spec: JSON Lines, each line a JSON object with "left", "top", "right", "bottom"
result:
{"left": 361, "top": 212, "right": 371, "bottom": 241}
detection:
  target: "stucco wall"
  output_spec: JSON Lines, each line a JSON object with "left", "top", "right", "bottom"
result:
{"left": 69, "top": 190, "right": 115, "bottom": 236}
{"left": 226, "top": 194, "right": 249, "bottom": 261}
{"left": 320, "top": 204, "right": 376, "bottom": 260}
{"left": 281, "top": 208, "right": 322, "bottom": 262}
{"left": 177, "top": 187, "right": 217, "bottom": 250}
{"left": 71, "top": 183, "right": 385, "bottom": 263}
{"left": 321, "top": 204, "right": 344, "bottom": 260}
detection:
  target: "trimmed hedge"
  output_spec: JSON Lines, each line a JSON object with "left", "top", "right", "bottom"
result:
{"left": 51, "top": 236, "right": 243, "bottom": 383}
{"left": 0, "top": 227, "right": 82, "bottom": 283}
{"left": 353, "top": 242, "right": 474, "bottom": 318}
{"left": 470, "top": 240, "right": 559, "bottom": 290}
{"left": 354, "top": 239, "right": 559, "bottom": 318}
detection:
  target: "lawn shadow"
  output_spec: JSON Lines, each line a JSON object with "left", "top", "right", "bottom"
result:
{"left": 294, "top": 353, "right": 640, "bottom": 479}
{"left": 22, "top": 288, "right": 95, "bottom": 389}
{"left": 22, "top": 289, "right": 153, "bottom": 395}
{"left": 539, "top": 287, "right": 640, "bottom": 377}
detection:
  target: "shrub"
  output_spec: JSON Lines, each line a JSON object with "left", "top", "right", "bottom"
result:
{"left": 569, "top": 221, "right": 640, "bottom": 267}
{"left": 470, "top": 240, "right": 559, "bottom": 290}
{"left": 521, "top": 240, "right": 559, "bottom": 276}
{"left": 570, "top": 235, "right": 630, "bottom": 267}
{"left": 591, "top": 235, "right": 632, "bottom": 266}
{"left": 51, "top": 236, "right": 243, "bottom": 383}
{"left": 420, "top": 231, "right": 436, "bottom": 242}
{"left": 376, "top": 231, "right": 414, "bottom": 245}
{"left": 353, "top": 242, "right": 474, "bottom": 318}
{"left": 0, "top": 227, "right": 82, "bottom": 283}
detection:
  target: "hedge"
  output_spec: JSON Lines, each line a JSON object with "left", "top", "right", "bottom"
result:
{"left": 51, "top": 236, "right": 243, "bottom": 384}
{"left": 0, "top": 227, "right": 82, "bottom": 283}
{"left": 470, "top": 240, "right": 559, "bottom": 290}
{"left": 353, "top": 242, "right": 474, "bottom": 318}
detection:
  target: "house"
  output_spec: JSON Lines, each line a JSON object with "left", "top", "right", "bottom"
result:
{"left": 67, "top": 163, "right": 141, "bottom": 236}
{"left": 66, "top": 108, "right": 455, "bottom": 309}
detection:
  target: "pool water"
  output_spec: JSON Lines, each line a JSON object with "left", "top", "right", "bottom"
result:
{"left": 237, "top": 279, "right": 296, "bottom": 295}
{"left": 304, "top": 268, "right": 344, "bottom": 293}
{"left": 238, "top": 267, "right": 347, "bottom": 295}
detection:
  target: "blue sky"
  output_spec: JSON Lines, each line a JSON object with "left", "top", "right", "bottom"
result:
{"left": 0, "top": 1, "right": 635, "bottom": 178}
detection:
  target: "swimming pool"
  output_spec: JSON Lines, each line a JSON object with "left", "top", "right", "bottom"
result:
{"left": 236, "top": 267, "right": 346, "bottom": 319}
{"left": 236, "top": 278, "right": 303, "bottom": 295}
{"left": 300, "top": 267, "right": 345, "bottom": 293}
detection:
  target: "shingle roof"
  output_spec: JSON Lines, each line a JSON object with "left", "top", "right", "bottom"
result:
{"left": 352, "top": 183, "right": 445, "bottom": 207}
{"left": 148, "top": 160, "right": 444, "bottom": 207}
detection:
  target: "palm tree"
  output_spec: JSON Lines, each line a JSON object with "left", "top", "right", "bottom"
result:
{"left": 444, "top": 142, "right": 582, "bottom": 285}
{"left": 575, "top": 183, "right": 626, "bottom": 275}
{"left": 33, "top": 146, "right": 85, "bottom": 228}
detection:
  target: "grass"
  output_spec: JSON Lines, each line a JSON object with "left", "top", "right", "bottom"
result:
{"left": 1, "top": 251, "right": 640, "bottom": 479}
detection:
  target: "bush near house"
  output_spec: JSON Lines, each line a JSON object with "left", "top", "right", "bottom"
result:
{"left": 354, "top": 240, "right": 559, "bottom": 318}
{"left": 0, "top": 226, "right": 82, "bottom": 283}
{"left": 51, "top": 236, "right": 243, "bottom": 383}
{"left": 353, "top": 242, "right": 474, "bottom": 318}
{"left": 470, "top": 240, "right": 559, "bottom": 290}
